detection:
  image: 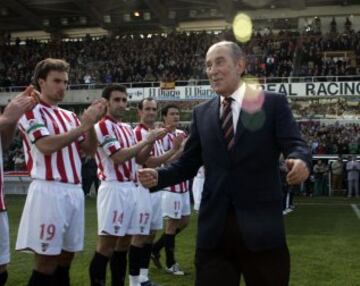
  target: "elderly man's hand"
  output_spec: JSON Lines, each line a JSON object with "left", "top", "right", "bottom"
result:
{"left": 138, "top": 168, "right": 158, "bottom": 188}
{"left": 286, "top": 159, "right": 310, "bottom": 185}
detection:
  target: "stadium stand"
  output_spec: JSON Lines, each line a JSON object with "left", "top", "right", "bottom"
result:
{"left": 1, "top": 1, "right": 360, "bottom": 285}
{"left": 1, "top": 29, "right": 359, "bottom": 90}
{"left": 0, "top": 8, "right": 359, "bottom": 198}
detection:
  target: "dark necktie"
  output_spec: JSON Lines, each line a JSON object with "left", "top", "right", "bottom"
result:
{"left": 221, "top": 97, "right": 235, "bottom": 150}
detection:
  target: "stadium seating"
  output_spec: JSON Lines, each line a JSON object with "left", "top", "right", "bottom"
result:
{"left": 1, "top": 30, "right": 359, "bottom": 89}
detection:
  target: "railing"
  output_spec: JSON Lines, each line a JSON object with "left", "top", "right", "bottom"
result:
{"left": 2, "top": 75, "right": 360, "bottom": 92}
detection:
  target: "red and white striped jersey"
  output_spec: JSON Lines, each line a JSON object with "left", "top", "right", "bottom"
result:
{"left": 133, "top": 124, "right": 165, "bottom": 164}
{"left": 95, "top": 116, "right": 137, "bottom": 182}
{"left": 161, "top": 129, "right": 188, "bottom": 193}
{"left": 0, "top": 135, "right": 5, "bottom": 211}
{"left": 18, "top": 101, "right": 84, "bottom": 185}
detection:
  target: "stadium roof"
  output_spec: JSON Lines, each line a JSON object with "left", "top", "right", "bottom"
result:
{"left": 0, "top": 0, "right": 356, "bottom": 34}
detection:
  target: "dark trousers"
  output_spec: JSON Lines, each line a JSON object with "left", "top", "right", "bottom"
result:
{"left": 82, "top": 175, "right": 99, "bottom": 196}
{"left": 195, "top": 211, "right": 290, "bottom": 286}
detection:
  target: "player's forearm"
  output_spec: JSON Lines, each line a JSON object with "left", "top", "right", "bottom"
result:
{"left": 0, "top": 115, "right": 16, "bottom": 131}
{"left": 144, "top": 148, "right": 177, "bottom": 168}
{"left": 35, "top": 126, "right": 87, "bottom": 155}
{"left": 112, "top": 139, "right": 150, "bottom": 165}
{"left": 136, "top": 143, "right": 153, "bottom": 165}
{"left": 0, "top": 120, "right": 17, "bottom": 150}
{"left": 80, "top": 126, "right": 97, "bottom": 156}
{"left": 155, "top": 142, "right": 202, "bottom": 190}
{"left": 166, "top": 148, "right": 183, "bottom": 163}
{"left": 156, "top": 158, "right": 200, "bottom": 191}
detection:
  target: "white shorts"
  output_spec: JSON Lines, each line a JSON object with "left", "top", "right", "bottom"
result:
{"left": 192, "top": 177, "right": 204, "bottom": 211}
{"left": 127, "top": 185, "right": 152, "bottom": 236}
{"left": 16, "top": 180, "right": 84, "bottom": 255}
{"left": 0, "top": 211, "right": 10, "bottom": 265}
{"left": 162, "top": 191, "right": 191, "bottom": 219}
{"left": 97, "top": 181, "right": 137, "bottom": 236}
{"left": 150, "top": 191, "right": 163, "bottom": 231}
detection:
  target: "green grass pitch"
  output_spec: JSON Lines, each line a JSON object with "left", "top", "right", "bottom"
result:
{"left": 4, "top": 195, "right": 360, "bottom": 286}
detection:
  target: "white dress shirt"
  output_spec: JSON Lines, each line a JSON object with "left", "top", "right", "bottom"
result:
{"left": 220, "top": 83, "right": 246, "bottom": 134}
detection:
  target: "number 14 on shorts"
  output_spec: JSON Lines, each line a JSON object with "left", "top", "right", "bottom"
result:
{"left": 113, "top": 211, "right": 124, "bottom": 224}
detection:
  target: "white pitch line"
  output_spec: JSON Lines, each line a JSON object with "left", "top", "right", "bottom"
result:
{"left": 351, "top": 204, "right": 360, "bottom": 220}
{"left": 297, "top": 203, "right": 352, "bottom": 206}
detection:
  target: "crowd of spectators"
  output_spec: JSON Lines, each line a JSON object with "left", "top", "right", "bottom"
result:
{"left": 1, "top": 28, "right": 360, "bottom": 89}
{"left": 1, "top": 26, "right": 359, "bottom": 170}
{"left": 244, "top": 33, "right": 297, "bottom": 78}
{"left": 297, "top": 32, "right": 360, "bottom": 77}
{"left": 0, "top": 32, "right": 214, "bottom": 88}
{"left": 299, "top": 121, "right": 360, "bottom": 155}
{"left": 3, "top": 132, "right": 25, "bottom": 171}
{"left": 291, "top": 99, "right": 360, "bottom": 118}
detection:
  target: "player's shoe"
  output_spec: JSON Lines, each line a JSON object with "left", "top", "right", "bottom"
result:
{"left": 165, "top": 263, "right": 185, "bottom": 276}
{"left": 141, "top": 280, "right": 161, "bottom": 286}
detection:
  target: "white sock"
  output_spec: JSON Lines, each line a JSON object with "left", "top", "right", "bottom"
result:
{"left": 129, "top": 275, "right": 139, "bottom": 286}
{"left": 139, "top": 268, "right": 149, "bottom": 282}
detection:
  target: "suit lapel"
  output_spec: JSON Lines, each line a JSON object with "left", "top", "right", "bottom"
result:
{"left": 234, "top": 111, "right": 246, "bottom": 146}
{"left": 209, "top": 96, "right": 224, "bottom": 143}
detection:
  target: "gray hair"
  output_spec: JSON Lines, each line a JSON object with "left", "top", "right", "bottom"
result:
{"left": 208, "top": 41, "right": 245, "bottom": 61}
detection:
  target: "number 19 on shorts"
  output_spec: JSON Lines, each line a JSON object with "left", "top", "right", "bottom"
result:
{"left": 40, "top": 224, "right": 56, "bottom": 241}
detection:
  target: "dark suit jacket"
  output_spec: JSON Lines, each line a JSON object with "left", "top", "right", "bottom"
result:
{"left": 156, "top": 91, "right": 311, "bottom": 251}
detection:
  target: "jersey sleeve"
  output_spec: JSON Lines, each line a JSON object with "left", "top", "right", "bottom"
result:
{"left": 19, "top": 108, "right": 50, "bottom": 143}
{"left": 96, "top": 120, "right": 121, "bottom": 157}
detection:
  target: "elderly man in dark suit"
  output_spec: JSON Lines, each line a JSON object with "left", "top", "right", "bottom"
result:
{"left": 139, "top": 41, "right": 311, "bottom": 286}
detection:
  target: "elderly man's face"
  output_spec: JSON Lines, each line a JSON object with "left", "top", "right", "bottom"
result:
{"left": 205, "top": 45, "right": 245, "bottom": 97}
